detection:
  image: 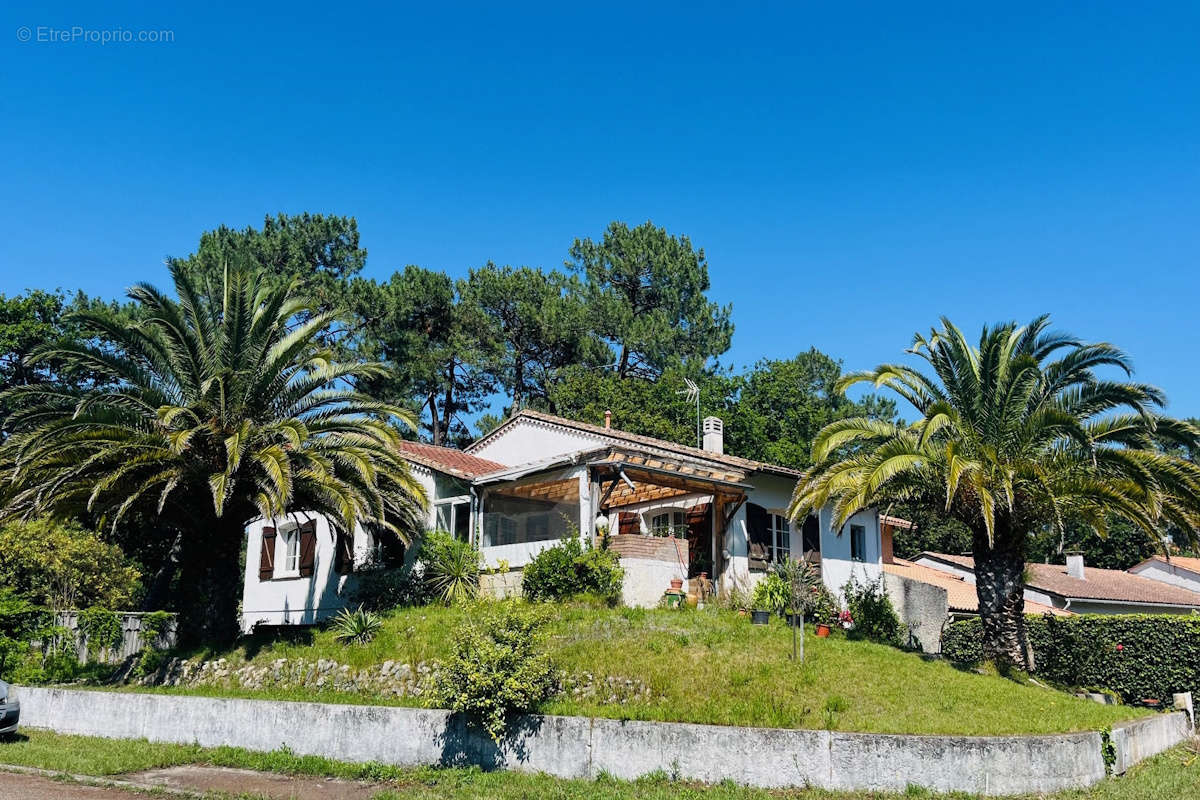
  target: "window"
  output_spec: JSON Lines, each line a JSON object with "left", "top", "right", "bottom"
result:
{"left": 526, "top": 514, "right": 549, "bottom": 542}
{"left": 768, "top": 513, "right": 791, "bottom": 563}
{"left": 280, "top": 526, "right": 300, "bottom": 573}
{"left": 435, "top": 497, "right": 471, "bottom": 542}
{"left": 483, "top": 514, "right": 519, "bottom": 546}
{"left": 850, "top": 524, "right": 866, "bottom": 562}
{"left": 649, "top": 509, "right": 686, "bottom": 537}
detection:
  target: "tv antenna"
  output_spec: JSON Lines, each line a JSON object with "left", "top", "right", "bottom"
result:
{"left": 677, "top": 378, "right": 700, "bottom": 448}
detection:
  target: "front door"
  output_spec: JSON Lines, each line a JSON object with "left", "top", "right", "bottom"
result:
{"left": 686, "top": 503, "right": 712, "bottom": 578}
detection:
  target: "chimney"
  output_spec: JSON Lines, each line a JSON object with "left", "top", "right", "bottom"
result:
{"left": 603, "top": 410, "right": 612, "bottom": 429}
{"left": 1066, "top": 551, "right": 1086, "bottom": 580}
{"left": 702, "top": 416, "right": 724, "bottom": 454}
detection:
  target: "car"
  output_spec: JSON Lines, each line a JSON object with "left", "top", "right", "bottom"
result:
{"left": 0, "top": 680, "right": 18, "bottom": 736}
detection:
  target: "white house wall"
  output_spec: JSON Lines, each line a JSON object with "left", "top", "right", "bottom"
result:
{"left": 818, "top": 506, "right": 883, "bottom": 599}
{"left": 1129, "top": 561, "right": 1200, "bottom": 594}
{"left": 469, "top": 419, "right": 606, "bottom": 467}
{"left": 240, "top": 514, "right": 375, "bottom": 632}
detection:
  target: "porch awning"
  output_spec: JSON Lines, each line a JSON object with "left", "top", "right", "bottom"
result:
{"left": 588, "top": 446, "right": 753, "bottom": 509}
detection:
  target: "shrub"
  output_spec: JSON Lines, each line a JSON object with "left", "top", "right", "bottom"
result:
{"left": 421, "top": 531, "right": 481, "bottom": 605}
{"left": 0, "top": 518, "right": 141, "bottom": 609}
{"left": 431, "top": 603, "right": 558, "bottom": 742}
{"left": 353, "top": 568, "right": 432, "bottom": 611}
{"left": 331, "top": 606, "right": 383, "bottom": 645}
{"left": 521, "top": 535, "right": 623, "bottom": 604}
{"left": 77, "top": 607, "right": 122, "bottom": 660}
{"left": 842, "top": 575, "right": 902, "bottom": 646}
{"left": 941, "top": 614, "right": 1200, "bottom": 705}
{"left": 751, "top": 572, "right": 790, "bottom": 615}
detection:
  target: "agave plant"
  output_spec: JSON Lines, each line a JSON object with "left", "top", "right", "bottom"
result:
{"left": 0, "top": 262, "right": 427, "bottom": 641}
{"left": 332, "top": 605, "right": 383, "bottom": 645}
{"left": 789, "top": 316, "right": 1200, "bottom": 667}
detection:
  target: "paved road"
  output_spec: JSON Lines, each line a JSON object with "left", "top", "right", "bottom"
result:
{"left": 0, "top": 771, "right": 146, "bottom": 799}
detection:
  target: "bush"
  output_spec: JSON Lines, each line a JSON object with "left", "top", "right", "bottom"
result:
{"left": 421, "top": 531, "right": 481, "bottom": 605}
{"left": 751, "top": 572, "right": 790, "bottom": 615}
{"left": 0, "top": 518, "right": 141, "bottom": 609}
{"left": 77, "top": 607, "right": 122, "bottom": 660}
{"left": 353, "top": 568, "right": 432, "bottom": 611}
{"left": 331, "top": 606, "right": 383, "bottom": 645}
{"left": 941, "top": 614, "right": 1200, "bottom": 705}
{"left": 843, "top": 575, "right": 902, "bottom": 646}
{"left": 521, "top": 535, "right": 623, "bottom": 604}
{"left": 431, "top": 603, "right": 558, "bottom": 742}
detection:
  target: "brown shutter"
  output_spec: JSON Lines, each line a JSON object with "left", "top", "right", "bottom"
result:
{"left": 298, "top": 520, "right": 318, "bottom": 577}
{"left": 746, "top": 503, "right": 770, "bottom": 570}
{"left": 618, "top": 512, "right": 639, "bottom": 536}
{"left": 259, "top": 527, "right": 276, "bottom": 581}
{"left": 333, "top": 528, "right": 354, "bottom": 575}
{"left": 881, "top": 522, "right": 894, "bottom": 565}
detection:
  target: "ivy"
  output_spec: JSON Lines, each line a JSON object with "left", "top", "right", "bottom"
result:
{"left": 78, "top": 607, "right": 122, "bottom": 660}
{"left": 942, "top": 614, "right": 1200, "bottom": 705}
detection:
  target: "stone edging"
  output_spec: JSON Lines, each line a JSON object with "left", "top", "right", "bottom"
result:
{"left": 14, "top": 687, "right": 1193, "bottom": 796}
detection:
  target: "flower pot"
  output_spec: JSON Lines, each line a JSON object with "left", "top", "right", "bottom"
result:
{"left": 669, "top": 577, "right": 684, "bottom": 591}
{"left": 816, "top": 623, "right": 831, "bottom": 638}
{"left": 686, "top": 592, "right": 699, "bottom": 609}
{"left": 751, "top": 609, "right": 770, "bottom": 625}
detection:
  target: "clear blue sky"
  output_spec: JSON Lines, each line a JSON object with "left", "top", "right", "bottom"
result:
{"left": 4, "top": 3, "right": 1199, "bottom": 414}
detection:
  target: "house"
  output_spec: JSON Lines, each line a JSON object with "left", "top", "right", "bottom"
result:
{"left": 915, "top": 552, "right": 1200, "bottom": 616}
{"left": 240, "top": 409, "right": 891, "bottom": 631}
{"left": 1128, "top": 555, "right": 1200, "bottom": 596}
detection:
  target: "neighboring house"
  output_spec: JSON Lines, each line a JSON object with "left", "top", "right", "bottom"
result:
{"left": 915, "top": 552, "right": 1200, "bottom": 615}
{"left": 1128, "top": 555, "right": 1200, "bottom": 595}
{"left": 241, "top": 409, "right": 891, "bottom": 631}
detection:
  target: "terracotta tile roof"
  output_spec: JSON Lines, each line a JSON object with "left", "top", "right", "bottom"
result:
{"left": 879, "top": 514, "right": 914, "bottom": 530}
{"left": 884, "top": 558, "right": 1070, "bottom": 616}
{"left": 1134, "top": 555, "right": 1200, "bottom": 576}
{"left": 467, "top": 408, "right": 802, "bottom": 478}
{"left": 395, "top": 440, "right": 506, "bottom": 479}
{"left": 919, "top": 552, "right": 1200, "bottom": 608}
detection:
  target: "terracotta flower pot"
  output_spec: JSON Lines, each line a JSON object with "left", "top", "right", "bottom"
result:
{"left": 816, "top": 623, "right": 831, "bottom": 638}
{"left": 669, "top": 577, "right": 684, "bottom": 591}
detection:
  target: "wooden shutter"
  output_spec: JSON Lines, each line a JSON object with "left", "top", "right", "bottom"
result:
{"left": 298, "top": 520, "right": 318, "bottom": 577}
{"left": 746, "top": 503, "right": 770, "bottom": 570}
{"left": 333, "top": 528, "right": 354, "bottom": 575}
{"left": 618, "top": 512, "right": 640, "bottom": 536}
{"left": 259, "top": 527, "right": 276, "bottom": 581}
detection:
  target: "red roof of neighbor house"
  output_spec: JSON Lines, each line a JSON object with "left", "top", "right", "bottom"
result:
{"left": 1132, "top": 555, "right": 1200, "bottom": 576}
{"left": 466, "top": 408, "right": 803, "bottom": 478}
{"left": 395, "top": 440, "right": 506, "bottom": 479}
{"left": 884, "top": 558, "right": 1070, "bottom": 616}
{"left": 918, "top": 552, "right": 1200, "bottom": 608}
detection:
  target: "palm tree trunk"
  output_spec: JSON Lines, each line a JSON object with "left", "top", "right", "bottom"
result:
{"left": 175, "top": 519, "right": 245, "bottom": 645}
{"left": 973, "top": 544, "right": 1031, "bottom": 669}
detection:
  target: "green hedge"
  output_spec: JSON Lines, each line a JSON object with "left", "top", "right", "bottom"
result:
{"left": 942, "top": 614, "right": 1200, "bottom": 704}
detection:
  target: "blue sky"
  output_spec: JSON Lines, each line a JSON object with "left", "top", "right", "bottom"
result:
{"left": 3, "top": 2, "right": 1199, "bottom": 415}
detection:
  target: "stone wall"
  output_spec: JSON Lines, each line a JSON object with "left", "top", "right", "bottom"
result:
{"left": 16, "top": 688, "right": 1191, "bottom": 794}
{"left": 883, "top": 572, "right": 948, "bottom": 653}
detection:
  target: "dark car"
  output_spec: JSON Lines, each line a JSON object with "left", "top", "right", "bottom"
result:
{"left": 0, "top": 680, "right": 18, "bottom": 736}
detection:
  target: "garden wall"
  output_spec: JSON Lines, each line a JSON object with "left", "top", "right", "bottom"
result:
{"left": 51, "top": 611, "right": 177, "bottom": 664}
{"left": 16, "top": 687, "right": 1191, "bottom": 795}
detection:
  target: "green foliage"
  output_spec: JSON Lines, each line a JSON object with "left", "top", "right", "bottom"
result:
{"left": 0, "top": 263, "right": 427, "bottom": 642}
{"left": 138, "top": 611, "right": 173, "bottom": 648}
{"left": 78, "top": 608, "right": 122, "bottom": 659}
{"left": 567, "top": 220, "right": 732, "bottom": 379}
{"left": 421, "top": 531, "right": 481, "bottom": 605}
{"left": 521, "top": 535, "right": 623, "bottom": 604}
{"left": 353, "top": 568, "right": 432, "bottom": 611}
{"left": 331, "top": 606, "right": 383, "bottom": 645}
{"left": 0, "top": 518, "right": 141, "bottom": 610}
{"left": 1027, "top": 516, "right": 1164, "bottom": 571}
{"left": 431, "top": 603, "right": 558, "bottom": 742}
{"left": 843, "top": 576, "right": 902, "bottom": 647}
{"left": 770, "top": 558, "right": 823, "bottom": 616}
{"left": 942, "top": 614, "right": 1200, "bottom": 706}
{"left": 750, "top": 572, "right": 790, "bottom": 615}
{"left": 790, "top": 315, "right": 1200, "bottom": 666}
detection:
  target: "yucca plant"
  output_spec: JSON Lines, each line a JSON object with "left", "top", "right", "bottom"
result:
{"left": 331, "top": 605, "right": 383, "bottom": 645}
{"left": 0, "top": 261, "right": 427, "bottom": 642}
{"left": 789, "top": 316, "right": 1200, "bottom": 668}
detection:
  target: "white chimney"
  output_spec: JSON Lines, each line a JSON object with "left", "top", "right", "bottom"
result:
{"left": 604, "top": 410, "right": 612, "bottom": 429}
{"left": 1066, "top": 551, "right": 1085, "bottom": 580}
{"left": 702, "top": 416, "right": 724, "bottom": 454}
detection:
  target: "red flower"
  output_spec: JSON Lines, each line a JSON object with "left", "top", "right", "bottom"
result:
{"left": 1115, "top": 644, "right": 1124, "bottom": 652}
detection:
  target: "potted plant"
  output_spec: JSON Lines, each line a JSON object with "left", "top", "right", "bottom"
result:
{"left": 774, "top": 558, "right": 822, "bottom": 661}
{"left": 750, "top": 579, "right": 777, "bottom": 625}
{"left": 816, "top": 621, "right": 832, "bottom": 638}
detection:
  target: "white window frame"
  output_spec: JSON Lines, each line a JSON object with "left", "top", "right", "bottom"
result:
{"left": 434, "top": 495, "right": 471, "bottom": 541}
{"left": 648, "top": 508, "right": 687, "bottom": 537}
{"left": 275, "top": 522, "right": 301, "bottom": 578}
{"left": 850, "top": 524, "right": 866, "bottom": 562}
{"left": 768, "top": 513, "right": 791, "bottom": 563}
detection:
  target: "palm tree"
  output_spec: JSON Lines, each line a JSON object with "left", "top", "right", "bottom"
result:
{"left": 0, "top": 263, "right": 427, "bottom": 641}
{"left": 788, "top": 316, "right": 1200, "bottom": 667}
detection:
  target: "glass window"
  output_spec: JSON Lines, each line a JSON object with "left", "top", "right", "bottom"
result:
{"left": 769, "top": 514, "right": 791, "bottom": 563}
{"left": 850, "top": 524, "right": 866, "bottom": 562}
{"left": 649, "top": 509, "right": 686, "bottom": 537}
{"left": 435, "top": 498, "right": 472, "bottom": 542}
{"left": 481, "top": 477, "right": 579, "bottom": 549}
{"left": 282, "top": 527, "right": 300, "bottom": 572}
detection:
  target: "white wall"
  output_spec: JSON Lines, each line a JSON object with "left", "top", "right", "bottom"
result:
{"left": 240, "top": 514, "right": 376, "bottom": 632}
{"left": 1130, "top": 561, "right": 1200, "bottom": 594}
{"left": 819, "top": 506, "right": 883, "bottom": 599}
{"left": 469, "top": 418, "right": 606, "bottom": 467}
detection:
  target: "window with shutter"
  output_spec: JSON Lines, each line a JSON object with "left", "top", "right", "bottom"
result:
{"left": 259, "top": 527, "right": 276, "bottom": 581}
{"left": 746, "top": 503, "right": 771, "bottom": 570}
{"left": 298, "top": 520, "right": 318, "bottom": 577}
{"left": 333, "top": 528, "right": 354, "bottom": 575}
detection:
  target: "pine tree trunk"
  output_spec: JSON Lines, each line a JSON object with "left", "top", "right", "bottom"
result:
{"left": 175, "top": 519, "right": 244, "bottom": 645}
{"left": 973, "top": 544, "right": 1031, "bottom": 669}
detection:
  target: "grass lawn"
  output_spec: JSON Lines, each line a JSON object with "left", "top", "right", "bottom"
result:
{"left": 106, "top": 602, "right": 1146, "bottom": 736}
{"left": 1, "top": 729, "right": 1198, "bottom": 799}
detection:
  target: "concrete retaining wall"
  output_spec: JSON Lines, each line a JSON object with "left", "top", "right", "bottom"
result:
{"left": 1109, "top": 712, "right": 1192, "bottom": 775}
{"left": 883, "top": 572, "right": 948, "bottom": 654}
{"left": 14, "top": 688, "right": 1191, "bottom": 795}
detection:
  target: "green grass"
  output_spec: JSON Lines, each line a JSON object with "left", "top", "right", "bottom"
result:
{"left": 130, "top": 602, "right": 1146, "bottom": 736}
{"left": 1, "top": 729, "right": 1198, "bottom": 799}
